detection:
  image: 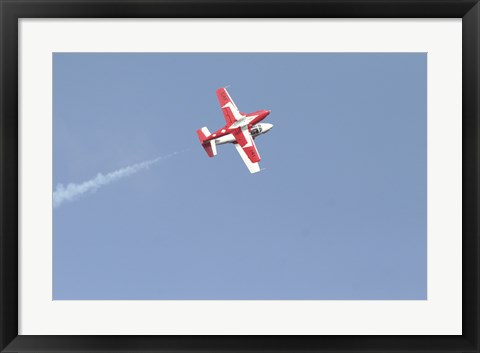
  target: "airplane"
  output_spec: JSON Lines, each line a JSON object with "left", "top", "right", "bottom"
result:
{"left": 196, "top": 87, "right": 273, "bottom": 173}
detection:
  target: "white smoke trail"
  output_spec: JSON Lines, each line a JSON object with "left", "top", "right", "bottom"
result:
{"left": 53, "top": 151, "right": 183, "bottom": 208}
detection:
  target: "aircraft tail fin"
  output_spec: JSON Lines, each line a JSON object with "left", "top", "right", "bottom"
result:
{"left": 196, "top": 127, "right": 216, "bottom": 158}
{"left": 196, "top": 127, "right": 211, "bottom": 143}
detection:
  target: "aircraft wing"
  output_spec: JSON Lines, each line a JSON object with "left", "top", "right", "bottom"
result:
{"left": 232, "top": 126, "right": 261, "bottom": 173}
{"left": 216, "top": 87, "right": 243, "bottom": 125}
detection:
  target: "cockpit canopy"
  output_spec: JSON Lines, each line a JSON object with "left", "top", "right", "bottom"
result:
{"left": 250, "top": 124, "right": 262, "bottom": 135}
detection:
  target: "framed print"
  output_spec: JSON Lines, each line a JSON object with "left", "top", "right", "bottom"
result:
{"left": 1, "top": 0, "right": 479, "bottom": 352}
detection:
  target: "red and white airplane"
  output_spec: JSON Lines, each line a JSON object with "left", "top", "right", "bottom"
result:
{"left": 196, "top": 87, "right": 272, "bottom": 173}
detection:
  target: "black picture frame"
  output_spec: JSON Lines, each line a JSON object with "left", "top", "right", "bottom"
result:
{"left": 1, "top": 0, "right": 478, "bottom": 352}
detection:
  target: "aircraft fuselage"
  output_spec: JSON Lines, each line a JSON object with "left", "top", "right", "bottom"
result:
{"left": 214, "top": 122, "right": 273, "bottom": 145}
{"left": 207, "top": 109, "right": 271, "bottom": 143}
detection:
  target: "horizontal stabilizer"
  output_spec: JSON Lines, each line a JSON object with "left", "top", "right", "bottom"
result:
{"left": 202, "top": 143, "right": 215, "bottom": 158}
{"left": 196, "top": 127, "right": 215, "bottom": 158}
{"left": 210, "top": 140, "right": 217, "bottom": 156}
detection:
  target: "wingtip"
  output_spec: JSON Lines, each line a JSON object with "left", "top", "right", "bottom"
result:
{"left": 217, "top": 85, "right": 231, "bottom": 92}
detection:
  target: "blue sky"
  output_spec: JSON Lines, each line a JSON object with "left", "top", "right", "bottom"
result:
{"left": 53, "top": 53, "right": 427, "bottom": 299}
